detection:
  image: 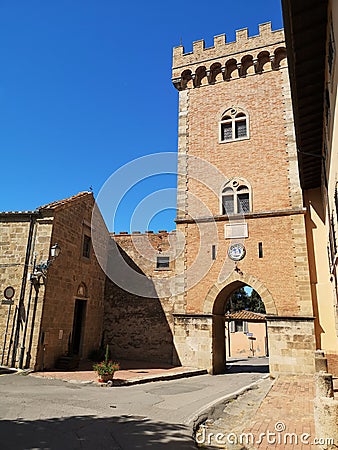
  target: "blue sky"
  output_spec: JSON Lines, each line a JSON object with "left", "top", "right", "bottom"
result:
{"left": 0, "top": 1, "right": 283, "bottom": 232}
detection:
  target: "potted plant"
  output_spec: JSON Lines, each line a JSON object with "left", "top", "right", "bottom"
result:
{"left": 93, "top": 344, "right": 120, "bottom": 382}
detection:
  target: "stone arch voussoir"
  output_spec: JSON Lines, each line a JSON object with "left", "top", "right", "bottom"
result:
{"left": 203, "top": 271, "right": 277, "bottom": 315}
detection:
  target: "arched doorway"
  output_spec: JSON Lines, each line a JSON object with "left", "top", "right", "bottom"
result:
{"left": 225, "top": 287, "right": 268, "bottom": 369}
{"left": 204, "top": 273, "right": 277, "bottom": 374}
{"left": 71, "top": 283, "right": 88, "bottom": 356}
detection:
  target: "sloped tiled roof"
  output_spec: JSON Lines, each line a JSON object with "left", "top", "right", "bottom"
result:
{"left": 225, "top": 310, "right": 266, "bottom": 321}
{"left": 39, "top": 191, "right": 92, "bottom": 210}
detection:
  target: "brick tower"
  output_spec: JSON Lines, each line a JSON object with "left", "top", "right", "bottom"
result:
{"left": 171, "top": 23, "right": 315, "bottom": 375}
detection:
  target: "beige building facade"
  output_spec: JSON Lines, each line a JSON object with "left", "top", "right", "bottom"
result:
{"left": 225, "top": 310, "right": 268, "bottom": 358}
{"left": 282, "top": 0, "right": 338, "bottom": 375}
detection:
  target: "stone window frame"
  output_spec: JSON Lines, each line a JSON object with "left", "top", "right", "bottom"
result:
{"left": 219, "top": 106, "right": 250, "bottom": 143}
{"left": 220, "top": 178, "right": 252, "bottom": 215}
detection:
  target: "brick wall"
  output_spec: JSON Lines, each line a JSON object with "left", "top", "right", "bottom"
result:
{"left": 104, "top": 232, "right": 179, "bottom": 364}
{"left": 171, "top": 23, "right": 315, "bottom": 374}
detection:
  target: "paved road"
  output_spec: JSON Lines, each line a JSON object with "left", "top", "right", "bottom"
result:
{"left": 0, "top": 358, "right": 268, "bottom": 449}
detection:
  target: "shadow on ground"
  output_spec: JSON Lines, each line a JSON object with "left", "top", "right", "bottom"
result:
{"left": 42, "top": 359, "right": 181, "bottom": 373}
{"left": 0, "top": 415, "right": 196, "bottom": 449}
{"left": 226, "top": 357, "right": 269, "bottom": 374}
{"left": 226, "top": 363, "right": 269, "bottom": 374}
{"left": 0, "top": 367, "right": 17, "bottom": 375}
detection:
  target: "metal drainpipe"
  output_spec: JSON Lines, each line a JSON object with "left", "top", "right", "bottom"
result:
{"left": 11, "top": 211, "right": 39, "bottom": 368}
{"left": 18, "top": 256, "right": 36, "bottom": 369}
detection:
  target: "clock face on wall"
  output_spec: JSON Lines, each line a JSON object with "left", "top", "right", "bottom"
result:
{"left": 228, "top": 243, "right": 246, "bottom": 261}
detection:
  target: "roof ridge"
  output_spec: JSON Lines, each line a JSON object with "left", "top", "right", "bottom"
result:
{"left": 39, "top": 191, "right": 92, "bottom": 210}
{"left": 225, "top": 309, "right": 266, "bottom": 320}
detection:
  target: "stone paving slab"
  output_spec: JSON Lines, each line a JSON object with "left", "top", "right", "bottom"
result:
{"left": 194, "top": 375, "right": 322, "bottom": 450}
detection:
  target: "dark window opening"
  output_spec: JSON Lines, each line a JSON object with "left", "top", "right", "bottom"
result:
{"left": 212, "top": 245, "right": 216, "bottom": 260}
{"left": 222, "top": 195, "right": 235, "bottom": 214}
{"left": 258, "top": 242, "right": 263, "bottom": 258}
{"left": 235, "top": 120, "right": 247, "bottom": 139}
{"left": 156, "top": 256, "right": 170, "bottom": 269}
{"left": 235, "top": 320, "right": 243, "bottom": 332}
{"left": 237, "top": 193, "right": 250, "bottom": 212}
{"left": 221, "top": 122, "right": 232, "bottom": 141}
{"left": 82, "top": 235, "right": 91, "bottom": 258}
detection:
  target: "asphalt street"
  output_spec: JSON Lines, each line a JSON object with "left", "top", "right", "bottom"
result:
{"left": 0, "top": 357, "right": 268, "bottom": 449}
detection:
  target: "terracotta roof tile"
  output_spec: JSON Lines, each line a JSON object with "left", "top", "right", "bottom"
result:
{"left": 39, "top": 192, "right": 92, "bottom": 210}
{"left": 225, "top": 310, "right": 266, "bottom": 321}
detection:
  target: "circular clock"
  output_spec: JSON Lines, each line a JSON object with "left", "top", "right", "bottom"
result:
{"left": 228, "top": 243, "right": 246, "bottom": 261}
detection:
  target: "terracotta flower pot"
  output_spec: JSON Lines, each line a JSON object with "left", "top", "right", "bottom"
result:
{"left": 98, "top": 373, "right": 115, "bottom": 383}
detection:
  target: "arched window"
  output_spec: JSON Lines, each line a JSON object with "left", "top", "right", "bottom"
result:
{"left": 219, "top": 107, "right": 249, "bottom": 143}
{"left": 221, "top": 181, "right": 251, "bottom": 215}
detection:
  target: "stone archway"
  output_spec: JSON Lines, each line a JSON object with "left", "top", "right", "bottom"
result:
{"left": 204, "top": 272, "right": 276, "bottom": 374}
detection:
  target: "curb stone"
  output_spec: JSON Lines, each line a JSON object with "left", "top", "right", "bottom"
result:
{"left": 189, "top": 375, "right": 274, "bottom": 448}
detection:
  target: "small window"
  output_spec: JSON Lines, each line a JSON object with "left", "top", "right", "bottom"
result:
{"left": 82, "top": 235, "right": 91, "bottom": 258}
{"left": 230, "top": 320, "right": 248, "bottom": 333}
{"left": 235, "top": 320, "right": 243, "bottom": 332}
{"left": 258, "top": 242, "right": 263, "bottom": 258}
{"left": 222, "top": 187, "right": 235, "bottom": 214}
{"left": 156, "top": 256, "right": 169, "bottom": 269}
{"left": 219, "top": 107, "right": 249, "bottom": 143}
{"left": 212, "top": 245, "right": 216, "bottom": 260}
{"left": 222, "top": 182, "right": 251, "bottom": 215}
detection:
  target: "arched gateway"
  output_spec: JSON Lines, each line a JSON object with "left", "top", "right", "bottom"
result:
{"left": 172, "top": 23, "right": 316, "bottom": 376}
{"left": 205, "top": 273, "right": 276, "bottom": 374}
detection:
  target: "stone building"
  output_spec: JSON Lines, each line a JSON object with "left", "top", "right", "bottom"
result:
{"left": 171, "top": 23, "right": 316, "bottom": 376}
{"left": 0, "top": 192, "right": 107, "bottom": 370}
{"left": 282, "top": 0, "right": 338, "bottom": 375}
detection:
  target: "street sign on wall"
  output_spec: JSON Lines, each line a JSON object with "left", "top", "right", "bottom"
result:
{"left": 1, "top": 299, "right": 14, "bottom": 306}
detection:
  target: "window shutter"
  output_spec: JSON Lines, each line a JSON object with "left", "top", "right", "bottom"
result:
{"left": 230, "top": 321, "right": 235, "bottom": 333}
{"left": 243, "top": 321, "right": 248, "bottom": 333}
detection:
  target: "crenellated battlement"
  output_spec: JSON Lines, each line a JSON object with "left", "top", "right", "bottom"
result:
{"left": 172, "top": 22, "right": 286, "bottom": 90}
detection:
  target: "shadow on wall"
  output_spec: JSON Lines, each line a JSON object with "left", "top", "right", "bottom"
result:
{"left": 104, "top": 241, "right": 180, "bottom": 365}
{"left": 0, "top": 416, "right": 195, "bottom": 449}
